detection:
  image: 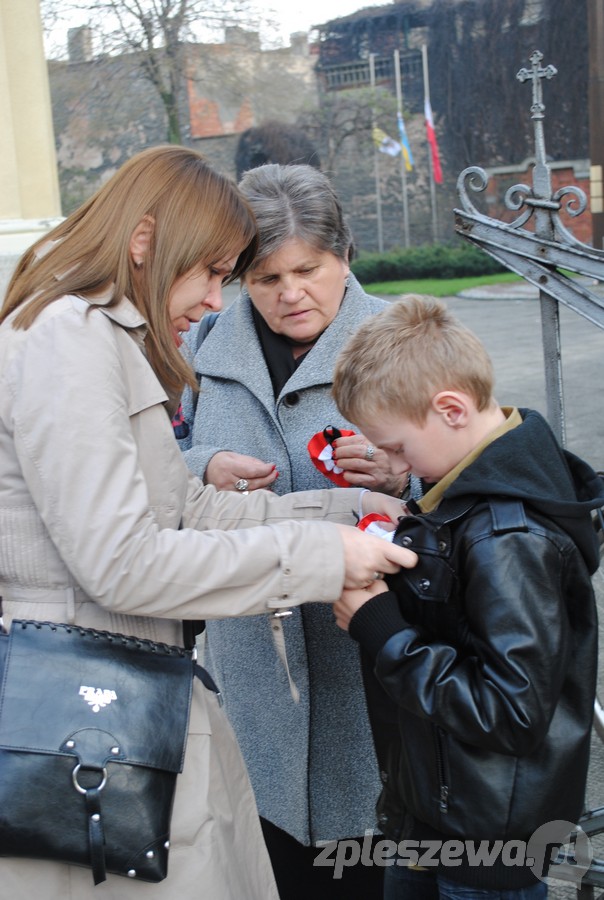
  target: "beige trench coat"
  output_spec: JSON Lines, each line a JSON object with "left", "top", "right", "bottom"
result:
{"left": 0, "top": 293, "right": 362, "bottom": 900}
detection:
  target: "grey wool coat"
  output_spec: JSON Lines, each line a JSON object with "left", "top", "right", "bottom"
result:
{"left": 0, "top": 289, "right": 365, "bottom": 899}
{"left": 179, "top": 275, "right": 388, "bottom": 846}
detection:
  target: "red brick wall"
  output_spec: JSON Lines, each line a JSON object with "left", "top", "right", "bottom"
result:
{"left": 482, "top": 160, "right": 593, "bottom": 246}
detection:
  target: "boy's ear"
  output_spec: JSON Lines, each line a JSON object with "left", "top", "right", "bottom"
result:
{"left": 129, "top": 215, "right": 155, "bottom": 266}
{"left": 431, "top": 391, "right": 470, "bottom": 427}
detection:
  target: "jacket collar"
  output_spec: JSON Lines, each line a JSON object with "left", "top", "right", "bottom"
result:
{"left": 81, "top": 287, "right": 148, "bottom": 349}
{"left": 36, "top": 240, "right": 146, "bottom": 328}
{"left": 33, "top": 240, "right": 148, "bottom": 350}
{"left": 418, "top": 408, "right": 521, "bottom": 513}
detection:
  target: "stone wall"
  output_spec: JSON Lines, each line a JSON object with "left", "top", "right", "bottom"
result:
{"left": 48, "top": 29, "right": 317, "bottom": 214}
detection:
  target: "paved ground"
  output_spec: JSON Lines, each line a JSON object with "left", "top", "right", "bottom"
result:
{"left": 446, "top": 282, "right": 604, "bottom": 472}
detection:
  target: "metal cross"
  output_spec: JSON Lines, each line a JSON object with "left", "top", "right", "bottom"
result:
{"left": 517, "top": 50, "right": 557, "bottom": 122}
{"left": 516, "top": 50, "right": 561, "bottom": 434}
{"left": 516, "top": 50, "right": 558, "bottom": 209}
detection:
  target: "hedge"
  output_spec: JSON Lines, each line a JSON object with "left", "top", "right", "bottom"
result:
{"left": 350, "top": 242, "right": 505, "bottom": 283}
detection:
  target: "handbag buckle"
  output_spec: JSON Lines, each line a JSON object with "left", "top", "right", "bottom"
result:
{"left": 72, "top": 763, "right": 108, "bottom": 796}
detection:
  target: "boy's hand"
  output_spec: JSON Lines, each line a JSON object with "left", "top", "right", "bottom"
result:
{"left": 334, "top": 580, "right": 388, "bottom": 632}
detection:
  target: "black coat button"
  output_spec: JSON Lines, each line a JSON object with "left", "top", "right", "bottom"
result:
{"left": 283, "top": 392, "right": 300, "bottom": 407}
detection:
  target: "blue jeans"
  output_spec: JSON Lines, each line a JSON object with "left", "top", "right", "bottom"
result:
{"left": 383, "top": 864, "right": 548, "bottom": 900}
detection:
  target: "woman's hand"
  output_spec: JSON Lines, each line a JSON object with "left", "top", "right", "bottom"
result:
{"left": 361, "top": 490, "right": 410, "bottom": 525}
{"left": 335, "top": 524, "right": 417, "bottom": 590}
{"left": 334, "top": 581, "right": 388, "bottom": 631}
{"left": 333, "top": 433, "right": 407, "bottom": 496}
{"left": 205, "top": 451, "right": 279, "bottom": 492}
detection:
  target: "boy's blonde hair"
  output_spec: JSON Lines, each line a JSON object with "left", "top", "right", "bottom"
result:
{"left": 333, "top": 294, "right": 495, "bottom": 425}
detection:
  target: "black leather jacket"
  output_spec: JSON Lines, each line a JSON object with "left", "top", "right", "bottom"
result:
{"left": 350, "top": 410, "right": 603, "bottom": 850}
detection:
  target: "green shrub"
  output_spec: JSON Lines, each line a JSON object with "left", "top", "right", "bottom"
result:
{"left": 351, "top": 242, "right": 506, "bottom": 283}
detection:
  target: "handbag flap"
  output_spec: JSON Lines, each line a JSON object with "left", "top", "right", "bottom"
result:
{"left": 0, "top": 621, "right": 193, "bottom": 773}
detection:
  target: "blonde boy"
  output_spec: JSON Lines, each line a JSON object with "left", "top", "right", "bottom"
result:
{"left": 332, "top": 295, "right": 603, "bottom": 900}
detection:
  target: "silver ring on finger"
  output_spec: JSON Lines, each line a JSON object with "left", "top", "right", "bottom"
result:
{"left": 372, "top": 571, "right": 382, "bottom": 581}
{"left": 365, "top": 445, "right": 376, "bottom": 461}
{"left": 235, "top": 478, "right": 249, "bottom": 493}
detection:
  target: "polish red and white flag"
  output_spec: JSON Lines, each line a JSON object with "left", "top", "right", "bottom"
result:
{"left": 424, "top": 97, "right": 443, "bottom": 184}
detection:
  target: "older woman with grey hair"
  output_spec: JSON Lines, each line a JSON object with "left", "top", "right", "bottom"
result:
{"left": 177, "top": 164, "right": 413, "bottom": 900}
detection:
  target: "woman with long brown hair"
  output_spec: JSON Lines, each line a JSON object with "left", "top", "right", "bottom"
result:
{"left": 0, "top": 145, "right": 415, "bottom": 899}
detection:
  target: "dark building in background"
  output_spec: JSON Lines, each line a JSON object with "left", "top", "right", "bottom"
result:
{"left": 47, "top": 0, "right": 591, "bottom": 251}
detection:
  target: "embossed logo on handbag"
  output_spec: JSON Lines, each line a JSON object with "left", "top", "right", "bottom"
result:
{"left": 79, "top": 686, "right": 117, "bottom": 713}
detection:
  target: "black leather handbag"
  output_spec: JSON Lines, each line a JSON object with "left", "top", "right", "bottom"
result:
{"left": 0, "top": 619, "right": 217, "bottom": 885}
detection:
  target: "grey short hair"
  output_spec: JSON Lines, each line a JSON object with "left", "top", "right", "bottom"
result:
{"left": 237, "top": 164, "right": 354, "bottom": 265}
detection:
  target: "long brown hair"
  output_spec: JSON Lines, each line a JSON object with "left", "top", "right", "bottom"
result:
{"left": 1, "top": 146, "right": 257, "bottom": 399}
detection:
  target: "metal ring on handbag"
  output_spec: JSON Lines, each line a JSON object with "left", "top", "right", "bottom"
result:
{"left": 72, "top": 763, "right": 108, "bottom": 795}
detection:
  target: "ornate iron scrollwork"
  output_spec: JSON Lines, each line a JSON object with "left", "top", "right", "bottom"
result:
{"left": 454, "top": 50, "right": 604, "bottom": 447}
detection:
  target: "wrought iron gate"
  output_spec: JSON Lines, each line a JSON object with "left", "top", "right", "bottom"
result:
{"left": 455, "top": 50, "right": 604, "bottom": 899}
{"left": 455, "top": 49, "right": 604, "bottom": 449}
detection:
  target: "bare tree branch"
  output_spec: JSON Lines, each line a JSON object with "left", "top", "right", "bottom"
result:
{"left": 41, "top": 0, "right": 275, "bottom": 142}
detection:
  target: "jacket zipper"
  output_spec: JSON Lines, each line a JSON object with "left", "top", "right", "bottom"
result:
{"left": 434, "top": 727, "right": 449, "bottom": 813}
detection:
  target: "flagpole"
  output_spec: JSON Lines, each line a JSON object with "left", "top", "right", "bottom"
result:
{"left": 369, "top": 53, "right": 384, "bottom": 253}
{"left": 422, "top": 43, "right": 439, "bottom": 243}
{"left": 394, "top": 49, "right": 410, "bottom": 248}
